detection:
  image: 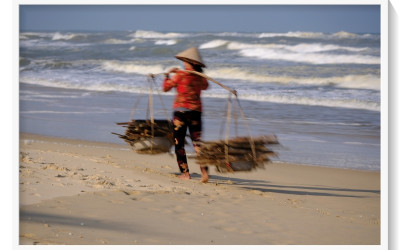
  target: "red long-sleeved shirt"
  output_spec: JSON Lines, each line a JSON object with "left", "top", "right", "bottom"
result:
{"left": 163, "top": 70, "right": 209, "bottom": 112}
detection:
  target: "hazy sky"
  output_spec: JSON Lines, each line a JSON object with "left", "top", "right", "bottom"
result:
{"left": 20, "top": 5, "right": 380, "bottom": 33}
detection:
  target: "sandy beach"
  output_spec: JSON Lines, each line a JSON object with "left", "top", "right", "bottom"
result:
{"left": 18, "top": 133, "right": 380, "bottom": 245}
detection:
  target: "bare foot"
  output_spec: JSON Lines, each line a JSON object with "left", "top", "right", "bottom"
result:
{"left": 200, "top": 176, "right": 209, "bottom": 183}
{"left": 200, "top": 167, "right": 209, "bottom": 183}
{"left": 178, "top": 172, "right": 191, "bottom": 180}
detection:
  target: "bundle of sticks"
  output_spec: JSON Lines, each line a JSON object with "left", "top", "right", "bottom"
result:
{"left": 112, "top": 119, "right": 173, "bottom": 154}
{"left": 196, "top": 135, "right": 279, "bottom": 172}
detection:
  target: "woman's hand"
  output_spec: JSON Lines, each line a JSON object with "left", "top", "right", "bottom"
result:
{"left": 165, "top": 67, "right": 179, "bottom": 78}
{"left": 168, "top": 67, "right": 179, "bottom": 74}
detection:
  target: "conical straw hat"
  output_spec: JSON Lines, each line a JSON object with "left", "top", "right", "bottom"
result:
{"left": 175, "top": 47, "right": 206, "bottom": 68}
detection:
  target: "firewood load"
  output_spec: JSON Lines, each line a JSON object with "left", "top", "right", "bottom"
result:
{"left": 196, "top": 135, "right": 279, "bottom": 172}
{"left": 112, "top": 119, "right": 173, "bottom": 154}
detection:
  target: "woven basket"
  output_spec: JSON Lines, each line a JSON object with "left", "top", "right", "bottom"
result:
{"left": 133, "top": 136, "right": 173, "bottom": 152}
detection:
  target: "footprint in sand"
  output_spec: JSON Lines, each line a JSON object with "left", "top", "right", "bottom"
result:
{"left": 41, "top": 163, "right": 70, "bottom": 172}
{"left": 20, "top": 152, "right": 34, "bottom": 163}
{"left": 20, "top": 167, "right": 34, "bottom": 176}
{"left": 120, "top": 190, "right": 141, "bottom": 196}
{"left": 92, "top": 180, "right": 115, "bottom": 189}
{"left": 287, "top": 198, "right": 303, "bottom": 208}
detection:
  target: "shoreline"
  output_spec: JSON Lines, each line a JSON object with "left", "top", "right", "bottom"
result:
{"left": 20, "top": 132, "right": 380, "bottom": 173}
{"left": 18, "top": 132, "right": 381, "bottom": 245}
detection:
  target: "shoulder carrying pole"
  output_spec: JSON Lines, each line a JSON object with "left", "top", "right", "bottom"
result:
{"left": 149, "top": 70, "right": 237, "bottom": 96}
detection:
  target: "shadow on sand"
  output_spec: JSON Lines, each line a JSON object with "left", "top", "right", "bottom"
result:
{"left": 188, "top": 173, "right": 380, "bottom": 198}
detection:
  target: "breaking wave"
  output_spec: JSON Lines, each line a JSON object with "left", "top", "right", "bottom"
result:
{"left": 206, "top": 67, "right": 380, "bottom": 90}
{"left": 238, "top": 48, "right": 379, "bottom": 65}
{"left": 103, "top": 38, "right": 135, "bottom": 44}
{"left": 20, "top": 75, "right": 379, "bottom": 112}
{"left": 22, "top": 59, "right": 380, "bottom": 91}
{"left": 99, "top": 61, "right": 380, "bottom": 90}
{"left": 130, "top": 30, "right": 190, "bottom": 39}
{"left": 259, "top": 31, "right": 325, "bottom": 38}
{"left": 203, "top": 92, "right": 380, "bottom": 112}
{"left": 201, "top": 40, "right": 368, "bottom": 52}
{"left": 257, "top": 31, "right": 376, "bottom": 39}
{"left": 51, "top": 32, "right": 88, "bottom": 41}
{"left": 155, "top": 39, "right": 177, "bottom": 45}
{"left": 199, "top": 40, "right": 230, "bottom": 49}
{"left": 199, "top": 40, "right": 378, "bottom": 64}
{"left": 100, "top": 60, "right": 170, "bottom": 75}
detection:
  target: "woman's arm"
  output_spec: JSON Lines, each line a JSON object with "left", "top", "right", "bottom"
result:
{"left": 201, "top": 77, "right": 209, "bottom": 90}
{"left": 163, "top": 68, "right": 180, "bottom": 92}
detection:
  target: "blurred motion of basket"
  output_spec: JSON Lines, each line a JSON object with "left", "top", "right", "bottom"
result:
{"left": 196, "top": 135, "right": 279, "bottom": 172}
{"left": 113, "top": 119, "right": 173, "bottom": 154}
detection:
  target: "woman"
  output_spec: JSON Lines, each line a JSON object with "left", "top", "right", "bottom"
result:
{"left": 163, "top": 47, "right": 210, "bottom": 182}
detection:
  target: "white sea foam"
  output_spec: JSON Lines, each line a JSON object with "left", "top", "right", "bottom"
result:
{"left": 259, "top": 31, "right": 325, "bottom": 39}
{"left": 206, "top": 67, "right": 380, "bottom": 90}
{"left": 185, "top": 31, "right": 373, "bottom": 40}
{"left": 154, "top": 39, "right": 177, "bottom": 45}
{"left": 226, "top": 41, "right": 368, "bottom": 53}
{"left": 200, "top": 40, "right": 373, "bottom": 64}
{"left": 20, "top": 39, "right": 70, "bottom": 48}
{"left": 199, "top": 40, "right": 229, "bottom": 49}
{"left": 258, "top": 31, "right": 368, "bottom": 39}
{"left": 52, "top": 32, "right": 87, "bottom": 41}
{"left": 204, "top": 92, "right": 380, "bottom": 112}
{"left": 20, "top": 32, "right": 55, "bottom": 39}
{"left": 19, "top": 34, "right": 30, "bottom": 40}
{"left": 131, "top": 30, "right": 189, "bottom": 39}
{"left": 100, "top": 60, "right": 169, "bottom": 75}
{"left": 238, "top": 47, "right": 380, "bottom": 65}
{"left": 284, "top": 43, "right": 367, "bottom": 53}
{"left": 332, "top": 31, "right": 360, "bottom": 39}
{"left": 20, "top": 76, "right": 151, "bottom": 94}
{"left": 104, "top": 38, "right": 135, "bottom": 44}
{"left": 331, "top": 75, "right": 380, "bottom": 90}
{"left": 214, "top": 32, "right": 256, "bottom": 38}
{"left": 20, "top": 58, "right": 73, "bottom": 70}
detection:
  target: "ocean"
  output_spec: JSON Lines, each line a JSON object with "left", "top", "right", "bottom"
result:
{"left": 19, "top": 30, "right": 381, "bottom": 171}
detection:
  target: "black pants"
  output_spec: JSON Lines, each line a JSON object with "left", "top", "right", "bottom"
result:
{"left": 172, "top": 110, "right": 207, "bottom": 173}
